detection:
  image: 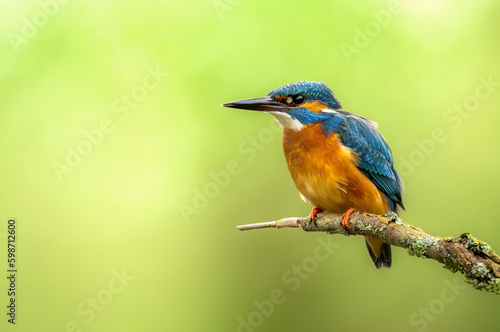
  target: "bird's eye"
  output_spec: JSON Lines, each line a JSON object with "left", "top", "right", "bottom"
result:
{"left": 293, "top": 95, "right": 304, "bottom": 105}
{"left": 283, "top": 95, "right": 304, "bottom": 106}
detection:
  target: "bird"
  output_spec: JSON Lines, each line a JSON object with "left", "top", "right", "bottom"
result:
{"left": 222, "top": 81, "right": 404, "bottom": 268}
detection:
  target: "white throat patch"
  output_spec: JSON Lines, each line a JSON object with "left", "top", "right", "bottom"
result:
{"left": 267, "top": 111, "right": 304, "bottom": 131}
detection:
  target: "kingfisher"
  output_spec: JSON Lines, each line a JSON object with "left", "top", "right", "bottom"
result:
{"left": 222, "top": 81, "right": 404, "bottom": 268}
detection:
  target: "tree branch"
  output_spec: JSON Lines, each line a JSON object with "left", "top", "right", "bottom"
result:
{"left": 237, "top": 211, "right": 500, "bottom": 295}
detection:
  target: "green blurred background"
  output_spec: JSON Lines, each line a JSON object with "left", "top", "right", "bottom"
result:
{"left": 1, "top": 0, "right": 499, "bottom": 331}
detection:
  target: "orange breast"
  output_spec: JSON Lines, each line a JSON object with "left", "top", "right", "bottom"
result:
{"left": 282, "top": 123, "right": 389, "bottom": 215}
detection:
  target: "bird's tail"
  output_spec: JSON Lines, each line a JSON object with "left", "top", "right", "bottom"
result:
{"left": 365, "top": 237, "right": 391, "bottom": 268}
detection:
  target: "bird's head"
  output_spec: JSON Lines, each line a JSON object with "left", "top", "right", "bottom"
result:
{"left": 222, "top": 81, "right": 343, "bottom": 131}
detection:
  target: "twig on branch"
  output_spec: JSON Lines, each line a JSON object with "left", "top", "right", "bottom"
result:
{"left": 237, "top": 211, "right": 500, "bottom": 295}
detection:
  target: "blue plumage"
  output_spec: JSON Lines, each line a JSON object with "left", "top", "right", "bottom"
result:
{"left": 269, "top": 81, "right": 342, "bottom": 109}
{"left": 269, "top": 81, "right": 404, "bottom": 212}
{"left": 335, "top": 114, "right": 404, "bottom": 212}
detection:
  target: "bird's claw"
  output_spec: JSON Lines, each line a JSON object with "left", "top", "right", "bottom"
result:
{"left": 342, "top": 208, "right": 356, "bottom": 228}
{"left": 308, "top": 207, "right": 323, "bottom": 227}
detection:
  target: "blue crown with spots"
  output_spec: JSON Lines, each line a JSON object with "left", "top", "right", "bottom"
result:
{"left": 268, "top": 81, "right": 342, "bottom": 109}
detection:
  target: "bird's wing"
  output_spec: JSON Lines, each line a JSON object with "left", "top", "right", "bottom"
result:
{"left": 327, "top": 114, "right": 404, "bottom": 210}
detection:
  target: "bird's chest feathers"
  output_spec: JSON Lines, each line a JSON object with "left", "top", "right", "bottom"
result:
{"left": 282, "top": 123, "right": 387, "bottom": 214}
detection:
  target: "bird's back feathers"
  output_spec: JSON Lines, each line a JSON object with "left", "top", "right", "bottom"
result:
{"left": 322, "top": 111, "right": 404, "bottom": 212}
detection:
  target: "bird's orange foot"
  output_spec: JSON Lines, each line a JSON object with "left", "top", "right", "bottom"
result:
{"left": 308, "top": 207, "right": 323, "bottom": 226}
{"left": 342, "top": 208, "right": 356, "bottom": 228}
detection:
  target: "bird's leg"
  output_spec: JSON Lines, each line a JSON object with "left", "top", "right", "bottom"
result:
{"left": 308, "top": 207, "right": 323, "bottom": 226}
{"left": 341, "top": 208, "right": 356, "bottom": 228}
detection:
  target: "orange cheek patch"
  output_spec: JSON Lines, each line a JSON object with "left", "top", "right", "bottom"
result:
{"left": 301, "top": 101, "right": 328, "bottom": 113}
{"left": 274, "top": 95, "right": 285, "bottom": 102}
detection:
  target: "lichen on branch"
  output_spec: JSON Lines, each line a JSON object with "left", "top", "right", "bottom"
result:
{"left": 237, "top": 211, "right": 500, "bottom": 295}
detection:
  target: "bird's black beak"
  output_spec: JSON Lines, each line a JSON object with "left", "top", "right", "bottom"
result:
{"left": 222, "top": 97, "right": 286, "bottom": 112}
